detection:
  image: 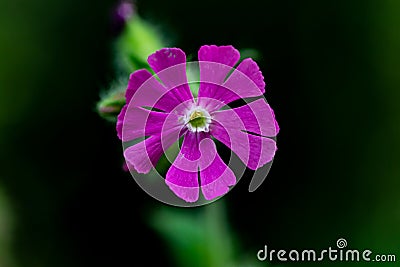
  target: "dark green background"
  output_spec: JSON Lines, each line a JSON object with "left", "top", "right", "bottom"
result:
{"left": 0, "top": 0, "right": 399, "bottom": 266}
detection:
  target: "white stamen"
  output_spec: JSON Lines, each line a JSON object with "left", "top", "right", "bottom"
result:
{"left": 182, "top": 105, "right": 211, "bottom": 132}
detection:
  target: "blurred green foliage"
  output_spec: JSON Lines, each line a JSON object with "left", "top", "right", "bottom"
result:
{"left": 0, "top": 186, "right": 14, "bottom": 267}
{"left": 115, "top": 15, "right": 165, "bottom": 73}
{"left": 150, "top": 201, "right": 266, "bottom": 267}
{"left": 97, "top": 13, "right": 165, "bottom": 121}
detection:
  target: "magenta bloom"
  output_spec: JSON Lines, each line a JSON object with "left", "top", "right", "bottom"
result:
{"left": 117, "top": 45, "right": 279, "bottom": 202}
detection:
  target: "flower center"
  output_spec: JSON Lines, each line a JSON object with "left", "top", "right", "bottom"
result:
{"left": 183, "top": 106, "right": 211, "bottom": 132}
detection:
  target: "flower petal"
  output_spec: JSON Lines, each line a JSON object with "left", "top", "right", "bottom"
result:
{"left": 165, "top": 132, "right": 201, "bottom": 202}
{"left": 197, "top": 45, "right": 240, "bottom": 110}
{"left": 212, "top": 98, "right": 279, "bottom": 137}
{"left": 271, "top": 107, "right": 280, "bottom": 134}
{"left": 211, "top": 120, "right": 277, "bottom": 170}
{"left": 198, "top": 138, "right": 236, "bottom": 200}
{"left": 126, "top": 70, "right": 183, "bottom": 112}
{"left": 117, "top": 70, "right": 156, "bottom": 140}
{"left": 225, "top": 58, "right": 265, "bottom": 95}
{"left": 125, "top": 69, "right": 154, "bottom": 103}
{"left": 148, "top": 48, "right": 186, "bottom": 86}
{"left": 123, "top": 125, "right": 181, "bottom": 174}
{"left": 116, "top": 105, "right": 128, "bottom": 140}
{"left": 165, "top": 167, "right": 199, "bottom": 203}
{"left": 120, "top": 107, "right": 181, "bottom": 142}
{"left": 166, "top": 132, "right": 237, "bottom": 202}
{"left": 124, "top": 136, "right": 164, "bottom": 174}
{"left": 147, "top": 48, "right": 193, "bottom": 107}
{"left": 198, "top": 45, "right": 240, "bottom": 71}
{"left": 117, "top": 68, "right": 185, "bottom": 139}
{"left": 199, "top": 58, "right": 265, "bottom": 112}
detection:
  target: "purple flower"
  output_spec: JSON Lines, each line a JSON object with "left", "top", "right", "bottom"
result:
{"left": 111, "top": 0, "right": 135, "bottom": 35}
{"left": 117, "top": 45, "right": 279, "bottom": 202}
